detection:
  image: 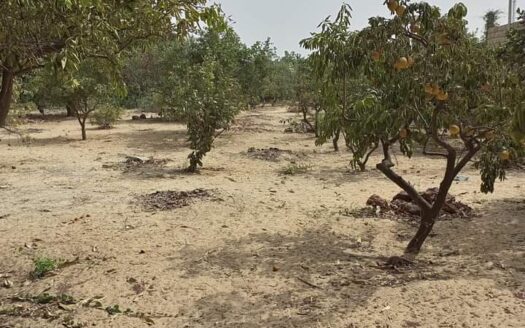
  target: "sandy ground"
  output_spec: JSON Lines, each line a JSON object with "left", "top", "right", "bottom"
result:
{"left": 0, "top": 107, "right": 524, "bottom": 328}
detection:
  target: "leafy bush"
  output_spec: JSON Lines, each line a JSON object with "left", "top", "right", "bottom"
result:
{"left": 155, "top": 28, "right": 246, "bottom": 172}
{"left": 90, "top": 106, "right": 123, "bottom": 129}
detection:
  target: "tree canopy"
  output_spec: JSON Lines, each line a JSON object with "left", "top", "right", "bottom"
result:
{"left": 0, "top": 0, "right": 223, "bottom": 126}
{"left": 303, "top": 1, "right": 525, "bottom": 259}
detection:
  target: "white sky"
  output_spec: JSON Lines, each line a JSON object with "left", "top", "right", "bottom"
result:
{"left": 215, "top": 0, "right": 524, "bottom": 55}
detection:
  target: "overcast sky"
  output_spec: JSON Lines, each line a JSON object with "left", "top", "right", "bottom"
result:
{"left": 215, "top": 0, "right": 524, "bottom": 55}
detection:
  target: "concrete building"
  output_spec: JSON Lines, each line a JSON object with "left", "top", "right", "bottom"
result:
{"left": 487, "top": 21, "right": 524, "bottom": 46}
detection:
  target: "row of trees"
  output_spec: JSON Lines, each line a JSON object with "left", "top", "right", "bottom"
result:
{"left": 120, "top": 34, "right": 305, "bottom": 112}
{"left": 2, "top": 0, "right": 524, "bottom": 260}
{"left": 0, "top": 0, "right": 224, "bottom": 127}
{"left": 300, "top": 1, "right": 525, "bottom": 261}
{"left": 1, "top": 1, "right": 310, "bottom": 171}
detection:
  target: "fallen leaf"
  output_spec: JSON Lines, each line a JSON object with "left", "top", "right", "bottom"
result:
{"left": 2, "top": 279, "right": 13, "bottom": 288}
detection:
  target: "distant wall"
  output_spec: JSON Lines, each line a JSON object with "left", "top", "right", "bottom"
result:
{"left": 487, "top": 22, "right": 524, "bottom": 46}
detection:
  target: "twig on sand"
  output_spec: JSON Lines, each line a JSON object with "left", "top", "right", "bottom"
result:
{"left": 296, "top": 277, "right": 322, "bottom": 289}
{"left": 1, "top": 126, "right": 22, "bottom": 136}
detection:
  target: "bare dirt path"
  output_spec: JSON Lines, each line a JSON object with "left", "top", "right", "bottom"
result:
{"left": 0, "top": 107, "right": 524, "bottom": 327}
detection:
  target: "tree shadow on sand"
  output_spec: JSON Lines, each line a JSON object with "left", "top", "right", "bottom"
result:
{"left": 172, "top": 196, "right": 524, "bottom": 327}
{"left": 174, "top": 230, "right": 454, "bottom": 327}
{"left": 427, "top": 197, "right": 525, "bottom": 288}
{"left": 309, "top": 164, "right": 385, "bottom": 185}
{"left": 114, "top": 129, "right": 189, "bottom": 152}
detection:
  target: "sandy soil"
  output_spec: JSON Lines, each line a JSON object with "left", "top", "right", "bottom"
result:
{"left": 0, "top": 107, "right": 524, "bottom": 328}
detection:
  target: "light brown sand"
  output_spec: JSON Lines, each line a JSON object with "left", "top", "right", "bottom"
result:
{"left": 0, "top": 107, "right": 524, "bottom": 328}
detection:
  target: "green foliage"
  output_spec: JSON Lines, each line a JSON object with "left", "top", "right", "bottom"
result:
{"left": 501, "top": 10, "right": 525, "bottom": 146}
{"left": 242, "top": 39, "right": 277, "bottom": 106}
{"left": 90, "top": 105, "right": 123, "bottom": 129}
{"left": 0, "top": 0, "right": 224, "bottom": 126}
{"left": 90, "top": 106, "right": 123, "bottom": 129}
{"left": 303, "top": 1, "right": 525, "bottom": 255}
{"left": 483, "top": 10, "right": 503, "bottom": 40}
{"left": 22, "top": 58, "right": 123, "bottom": 139}
{"left": 116, "top": 25, "right": 307, "bottom": 169}
{"left": 31, "top": 293, "right": 76, "bottom": 305}
{"left": 311, "top": 1, "right": 524, "bottom": 191}
{"left": 121, "top": 36, "right": 304, "bottom": 111}
{"left": 301, "top": 4, "right": 377, "bottom": 163}
{"left": 184, "top": 59, "right": 244, "bottom": 171}
{"left": 151, "top": 28, "right": 246, "bottom": 171}
{"left": 32, "top": 257, "right": 57, "bottom": 279}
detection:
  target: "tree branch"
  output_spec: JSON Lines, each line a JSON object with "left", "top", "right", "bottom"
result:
{"left": 404, "top": 29, "right": 429, "bottom": 47}
{"left": 377, "top": 140, "right": 431, "bottom": 211}
{"left": 422, "top": 136, "right": 448, "bottom": 158}
{"left": 430, "top": 107, "right": 456, "bottom": 156}
{"left": 453, "top": 145, "right": 481, "bottom": 177}
{"left": 362, "top": 142, "right": 379, "bottom": 166}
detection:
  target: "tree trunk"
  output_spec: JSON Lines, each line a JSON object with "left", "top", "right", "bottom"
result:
{"left": 0, "top": 69, "right": 15, "bottom": 127}
{"left": 301, "top": 106, "right": 314, "bottom": 132}
{"left": 80, "top": 120, "right": 87, "bottom": 140}
{"left": 405, "top": 212, "right": 438, "bottom": 254}
{"left": 314, "top": 107, "right": 320, "bottom": 137}
{"left": 358, "top": 162, "right": 366, "bottom": 172}
{"left": 66, "top": 105, "right": 75, "bottom": 117}
{"left": 333, "top": 129, "right": 340, "bottom": 151}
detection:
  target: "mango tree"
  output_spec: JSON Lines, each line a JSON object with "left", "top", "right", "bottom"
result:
{"left": 502, "top": 9, "right": 525, "bottom": 146}
{"left": 23, "top": 60, "right": 123, "bottom": 140}
{"left": 155, "top": 28, "right": 246, "bottom": 172}
{"left": 294, "top": 57, "right": 321, "bottom": 135}
{"left": 0, "top": 0, "right": 222, "bottom": 127}
{"left": 301, "top": 4, "right": 380, "bottom": 167}
{"left": 242, "top": 39, "right": 277, "bottom": 108}
{"left": 313, "top": 1, "right": 524, "bottom": 261}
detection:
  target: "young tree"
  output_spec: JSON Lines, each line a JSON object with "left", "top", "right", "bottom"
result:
{"left": 155, "top": 28, "right": 246, "bottom": 172}
{"left": 294, "top": 57, "right": 321, "bottom": 134}
{"left": 237, "top": 39, "right": 276, "bottom": 107}
{"left": 301, "top": 4, "right": 353, "bottom": 152}
{"left": 24, "top": 60, "right": 122, "bottom": 140}
{"left": 301, "top": 4, "right": 379, "bottom": 164}
{"left": 0, "top": 0, "right": 222, "bottom": 127}
{"left": 65, "top": 62, "right": 123, "bottom": 140}
{"left": 309, "top": 1, "right": 524, "bottom": 261}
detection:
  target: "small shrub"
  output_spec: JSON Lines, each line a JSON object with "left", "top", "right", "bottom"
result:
{"left": 32, "top": 257, "right": 57, "bottom": 279}
{"left": 6, "top": 103, "right": 34, "bottom": 126}
{"left": 105, "top": 304, "right": 122, "bottom": 315}
{"left": 90, "top": 106, "right": 123, "bottom": 129}
{"left": 281, "top": 163, "right": 310, "bottom": 175}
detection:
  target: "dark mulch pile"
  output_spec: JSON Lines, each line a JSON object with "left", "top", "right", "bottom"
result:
{"left": 123, "top": 156, "right": 171, "bottom": 171}
{"left": 365, "top": 187, "right": 475, "bottom": 220}
{"left": 246, "top": 147, "right": 302, "bottom": 162}
{"left": 137, "top": 188, "right": 213, "bottom": 211}
{"left": 103, "top": 156, "right": 171, "bottom": 172}
{"left": 284, "top": 121, "right": 315, "bottom": 134}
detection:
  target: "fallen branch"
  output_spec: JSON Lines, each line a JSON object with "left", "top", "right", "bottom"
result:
{"left": 296, "top": 277, "right": 322, "bottom": 289}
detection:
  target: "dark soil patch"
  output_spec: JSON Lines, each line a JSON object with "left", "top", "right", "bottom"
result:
{"left": 103, "top": 156, "right": 171, "bottom": 173}
{"left": 246, "top": 147, "right": 305, "bottom": 162}
{"left": 283, "top": 120, "right": 315, "bottom": 134}
{"left": 137, "top": 189, "right": 213, "bottom": 211}
{"left": 122, "top": 156, "right": 171, "bottom": 172}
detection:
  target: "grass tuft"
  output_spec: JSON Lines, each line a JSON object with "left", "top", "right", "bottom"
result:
{"left": 281, "top": 163, "right": 310, "bottom": 175}
{"left": 32, "top": 257, "right": 58, "bottom": 279}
